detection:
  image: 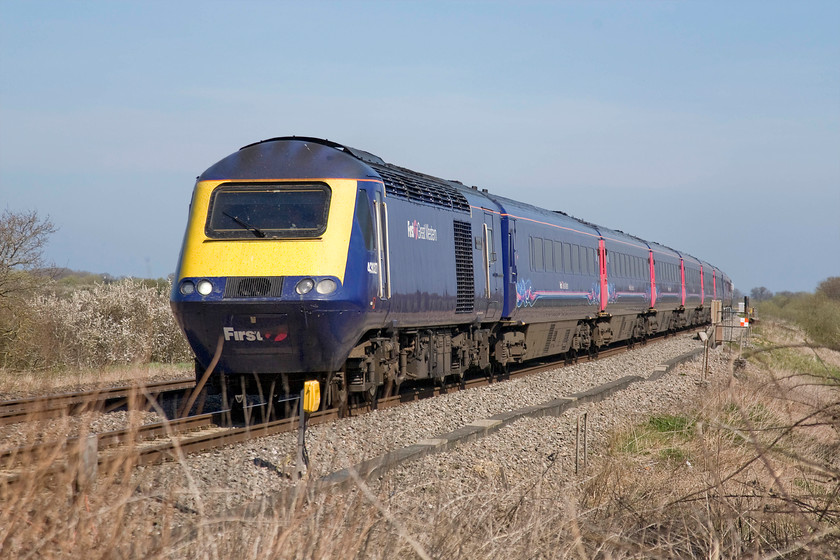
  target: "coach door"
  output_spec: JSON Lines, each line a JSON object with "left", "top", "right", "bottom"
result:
{"left": 373, "top": 191, "right": 391, "bottom": 302}
{"left": 483, "top": 212, "right": 501, "bottom": 319}
{"left": 501, "top": 217, "right": 519, "bottom": 319}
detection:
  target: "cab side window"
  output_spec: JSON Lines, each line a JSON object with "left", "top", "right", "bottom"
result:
{"left": 356, "top": 190, "right": 376, "bottom": 251}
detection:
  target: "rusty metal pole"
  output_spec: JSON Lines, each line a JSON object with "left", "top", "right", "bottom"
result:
{"left": 575, "top": 416, "right": 579, "bottom": 475}
{"left": 295, "top": 390, "right": 308, "bottom": 478}
{"left": 583, "top": 412, "right": 588, "bottom": 471}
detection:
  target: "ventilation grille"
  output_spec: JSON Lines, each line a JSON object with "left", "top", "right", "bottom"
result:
{"left": 223, "top": 277, "right": 284, "bottom": 298}
{"left": 453, "top": 220, "right": 475, "bottom": 313}
{"left": 371, "top": 165, "right": 471, "bottom": 213}
{"left": 543, "top": 323, "right": 557, "bottom": 355}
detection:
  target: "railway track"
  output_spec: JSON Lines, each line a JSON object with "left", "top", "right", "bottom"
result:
{"left": 0, "top": 378, "right": 196, "bottom": 426}
{"left": 1, "top": 330, "right": 701, "bottom": 487}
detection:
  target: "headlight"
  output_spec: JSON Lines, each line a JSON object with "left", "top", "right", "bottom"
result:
{"left": 295, "top": 278, "right": 315, "bottom": 295}
{"left": 315, "top": 278, "right": 337, "bottom": 294}
{"left": 179, "top": 280, "right": 195, "bottom": 295}
{"left": 196, "top": 279, "right": 213, "bottom": 296}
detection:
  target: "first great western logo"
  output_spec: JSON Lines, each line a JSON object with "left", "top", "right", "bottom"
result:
{"left": 223, "top": 327, "right": 287, "bottom": 343}
{"left": 407, "top": 220, "right": 437, "bottom": 241}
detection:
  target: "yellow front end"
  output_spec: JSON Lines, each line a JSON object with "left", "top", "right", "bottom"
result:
{"left": 175, "top": 178, "right": 358, "bottom": 282}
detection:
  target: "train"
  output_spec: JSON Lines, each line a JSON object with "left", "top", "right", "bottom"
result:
{"left": 170, "top": 136, "right": 733, "bottom": 409}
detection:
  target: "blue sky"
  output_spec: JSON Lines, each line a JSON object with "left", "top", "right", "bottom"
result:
{"left": 1, "top": 1, "right": 838, "bottom": 294}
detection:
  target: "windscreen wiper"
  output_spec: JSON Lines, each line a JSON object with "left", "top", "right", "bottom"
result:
{"left": 223, "top": 211, "right": 266, "bottom": 238}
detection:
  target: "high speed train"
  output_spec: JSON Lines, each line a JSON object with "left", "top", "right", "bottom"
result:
{"left": 170, "top": 136, "right": 732, "bottom": 408}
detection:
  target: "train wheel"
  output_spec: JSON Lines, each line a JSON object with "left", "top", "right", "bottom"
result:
{"left": 492, "top": 361, "right": 510, "bottom": 381}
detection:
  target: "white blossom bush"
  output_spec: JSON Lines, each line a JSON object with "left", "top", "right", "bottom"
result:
{"left": 1, "top": 279, "right": 192, "bottom": 370}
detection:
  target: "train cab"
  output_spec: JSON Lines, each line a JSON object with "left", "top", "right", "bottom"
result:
{"left": 170, "top": 138, "right": 389, "bottom": 382}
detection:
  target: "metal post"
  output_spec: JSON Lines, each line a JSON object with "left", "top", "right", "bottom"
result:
{"left": 75, "top": 434, "right": 98, "bottom": 493}
{"left": 295, "top": 390, "right": 309, "bottom": 478}
{"left": 575, "top": 415, "right": 580, "bottom": 475}
{"left": 583, "top": 412, "right": 588, "bottom": 471}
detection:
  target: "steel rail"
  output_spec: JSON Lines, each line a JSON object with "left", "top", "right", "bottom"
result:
{"left": 0, "top": 378, "right": 196, "bottom": 426}
{"left": 0, "top": 413, "right": 216, "bottom": 468}
{"left": 102, "top": 330, "right": 700, "bottom": 470}
{"left": 2, "top": 329, "right": 703, "bottom": 485}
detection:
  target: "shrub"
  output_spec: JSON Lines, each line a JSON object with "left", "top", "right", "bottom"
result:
{"left": 1, "top": 279, "right": 191, "bottom": 370}
{"left": 817, "top": 276, "right": 840, "bottom": 301}
{"left": 759, "top": 292, "right": 840, "bottom": 351}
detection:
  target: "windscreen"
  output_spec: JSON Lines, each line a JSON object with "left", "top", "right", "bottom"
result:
{"left": 205, "top": 183, "right": 331, "bottom": 239}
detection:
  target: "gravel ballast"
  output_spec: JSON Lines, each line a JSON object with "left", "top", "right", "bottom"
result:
{"left": 132, "top": 333, "right": 719, "bottom": 519}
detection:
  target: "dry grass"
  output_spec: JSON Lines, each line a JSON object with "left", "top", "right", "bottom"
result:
{"left": 2, "top": 320, "right": 839, "bottom": 559}
{"left": 0, "top": 362, "right": 192, "bottom": 400}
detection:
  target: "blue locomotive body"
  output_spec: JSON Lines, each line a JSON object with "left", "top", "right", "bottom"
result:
{"left": 171, "top": 137, "right": 732, "bottom": 405}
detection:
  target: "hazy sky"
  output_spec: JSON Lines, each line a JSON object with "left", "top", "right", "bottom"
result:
{"left": 1, "top": 1, "right": 838, "bottom": 294}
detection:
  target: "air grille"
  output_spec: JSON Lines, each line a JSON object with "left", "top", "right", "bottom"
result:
{"left": 371, "top": 165, "right": 471, "bottom": 213}
{"left": 543, "top": 323, "right": 556, "bottom": 355}
{"left": 453, "top": 220, "right": 475, "bottom": 313}
{"left": 223, "top": 277, "right": 284, "bottom": 298}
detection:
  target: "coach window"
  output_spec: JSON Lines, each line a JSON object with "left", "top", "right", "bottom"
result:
{"left": 571, "top": 244, "right": 580, "bottom": 274}
{"left": 487, "top": 227, "right": 496, "bottom": 263}
{"left": 562, "top": 243, "right": 571, "bottom": 274}
{"left": 554, "top": 241, "right": 563, "bottom": 273}
{"left": 531, "top": 237, "right": 544, "bottom": 271}
{"left": 529, "top": 237, "right": 534, "bottom": 270}
{"left": 544, "top": 238, "right": 554, "bottom": 271}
